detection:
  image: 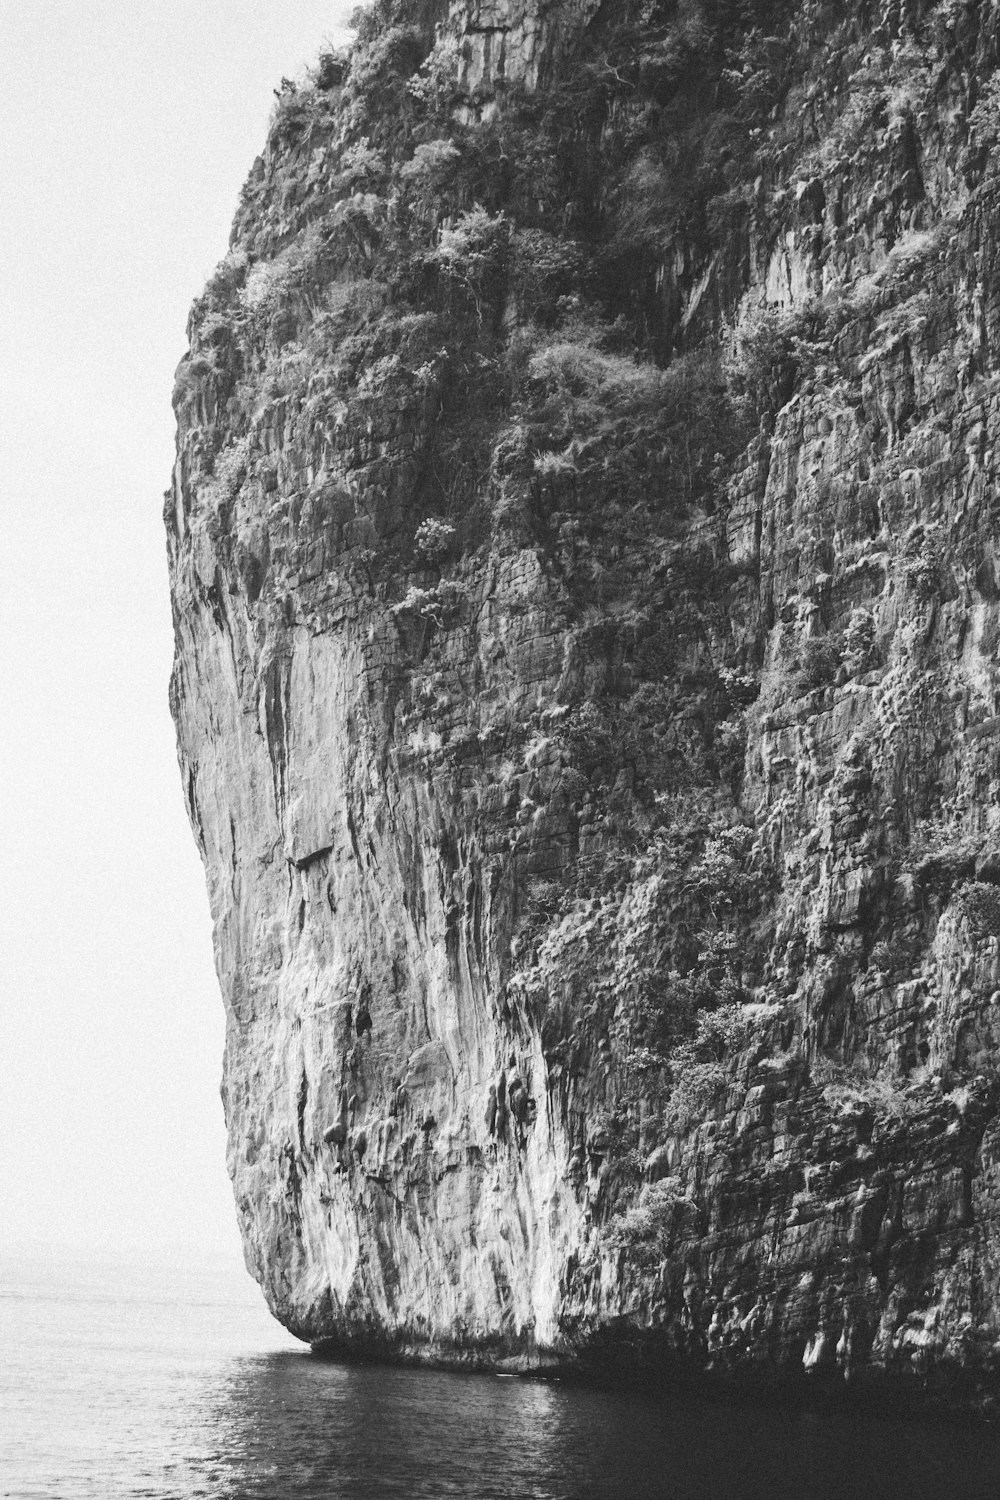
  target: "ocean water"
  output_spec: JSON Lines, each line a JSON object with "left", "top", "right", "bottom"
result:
{"left": 6, "top": 1255, "right": 1000, "bottom": 1499}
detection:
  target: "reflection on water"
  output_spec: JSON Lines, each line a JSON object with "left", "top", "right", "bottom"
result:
{"left": 7, "top": 1257, "right": 1000, "bottom": 1498}
{"left": 196, "top": 1355, "right": 1000, "bottom": 1500}
{"left": 204, "top": 1357, "right": 573, "bottom": 1499}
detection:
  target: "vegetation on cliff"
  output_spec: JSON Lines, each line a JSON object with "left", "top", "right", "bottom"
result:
{"left": 170, "top": 0, "right": 1000, "bottom": 1401}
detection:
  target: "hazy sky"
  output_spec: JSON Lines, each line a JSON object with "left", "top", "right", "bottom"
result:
{"left": 1, "top": 2, "right": 351, "bottom": 1278}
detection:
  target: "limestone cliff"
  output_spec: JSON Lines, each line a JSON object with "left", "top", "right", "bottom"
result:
{"left": 168, "top": 0, "right": 1000, "bottom": 1406}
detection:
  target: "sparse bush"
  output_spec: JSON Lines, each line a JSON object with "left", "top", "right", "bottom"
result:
{"left": 869, "top": 938, "right": 901, "bottom": 974}
{"left": 357, "top": 352, "right": 402, "bottom": 394}
{"left": 242, "top": 261, "right": 289, "bottom": 315}
{"left": 904, "top": 525, "right": 944, "bottom": 599}
{"left": 413, "top": 517, "right": 455, "bottom": 561}
{"left": 527, "top": 333, "right": 663, "bottom": 429}
{"left": 239, "top": 225, "right": 329, "bottom": 323}
{"left": 339, "top": 138, "right": 388, "bottom": 187}
{"left": 264, "top": 345, "right": 314, "bottom": 401}
{"left": 198, "top": 435, "right": 252, "bottom": 513}
{"left": 333, "top": 309, "right": 446, "bottom": 391}
{"left": 800, "top": 635, "right": 841, "bottom": 690}
{"left": 726, "top": 303, "right": 804, "bottom": 423}
{"left": 533, "top": 448, "right": 578, "bottom": 480}
{"left": 311, "top": 49, "right": 349, "bottom": 90}
{"left": 666, "top": 1002, "right": 782, "bottom": 1132}
{"left": 774, "top": 630, "right": 840, "bottom": 698}
{"left": 954, "top": 881, "right": 1000, "bottom": 940}
{"left": 605, "top": 1179, "right": 685, "bottom": 1267}
{"left": 347, "top": 22, "right": 426, "bottom": 99}
{"left": 909, "top": 820, "right": 976, "bottom": 893}
{"left": 511, "top": 230, "right": 585, "bottom": 322}
{"left": 842, "top": 608, "right": 876, "bottom": 676}
{"left": 608, "top": 152, "right": 688, "bottom": 256}
{"left": 196, "top": 250, "right": 248, "bottom": 318}
{"left": 268, "top": 81, "right": 322, "bottom": 146}
{"left": 664, "top": 1057, "right": 728, "bottom": 1133}
{"left": 723, "top": 29, "right": 791, "bottom": 125}
{"left": 400, "top": 138, "right": 460, "bottom": 189}
{"left": 330, "top": 193, "right": 387, "bottom": 261}
{"left": 407, "top": 32, "right": 462, "bottom": 109}
{"left": 430, "top": 208, "right": 510, "bottom": 322}
{"left": 391, "top": 579, "right": 466, "bottom": 624}
{"left": 213, "top": 436, "right": 252, "bottom": 495}
{"left": 819, "top": 1062, "right": 914, "bottom": 1119}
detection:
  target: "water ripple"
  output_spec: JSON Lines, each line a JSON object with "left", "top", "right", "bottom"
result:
{"left": 5, "top": 1259, "right": 1000, "bottom": 1499}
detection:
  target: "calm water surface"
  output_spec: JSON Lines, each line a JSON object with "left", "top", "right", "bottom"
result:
{"left": 5, "top": 1255, "right": 1000, "bottom": 1498}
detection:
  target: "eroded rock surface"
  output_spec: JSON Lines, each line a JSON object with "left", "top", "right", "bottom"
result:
{"left": 168, "top": 0, "right": 1000, "bottom": 1405}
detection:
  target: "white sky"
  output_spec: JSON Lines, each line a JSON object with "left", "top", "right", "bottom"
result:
{"left": 1, "top": 1, "right": 351, "bottom": 1286}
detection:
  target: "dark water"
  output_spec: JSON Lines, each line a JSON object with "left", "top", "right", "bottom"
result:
{"left": 6, "top": 1256, "right": 1000, "bottom": 1498}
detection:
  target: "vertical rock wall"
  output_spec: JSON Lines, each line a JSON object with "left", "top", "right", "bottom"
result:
{"left": 168, "top": 0, "right": 1000, "bottom": 1404}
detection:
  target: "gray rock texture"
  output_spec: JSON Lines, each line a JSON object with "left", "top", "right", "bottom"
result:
{"left": 168, "top": 0, "right": 1000, "bottom": 1405}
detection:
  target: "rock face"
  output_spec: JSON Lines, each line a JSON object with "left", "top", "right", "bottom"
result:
{"left": 168, "top": 0, "right": 1000, "bottom": 1404}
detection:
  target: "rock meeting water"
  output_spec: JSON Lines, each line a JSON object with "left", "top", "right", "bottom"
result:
{"left": 5, "top": 1255, "right": 1000, "bottom": 1498}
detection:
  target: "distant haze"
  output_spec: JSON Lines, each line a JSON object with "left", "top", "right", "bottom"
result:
{"left": 1, "top": 1, "right": 350, "bottom": 1269}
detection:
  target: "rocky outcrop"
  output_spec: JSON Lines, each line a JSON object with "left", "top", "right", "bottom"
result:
{"left": 168, "top": 0, "right": 1000, "bottom": 1406}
